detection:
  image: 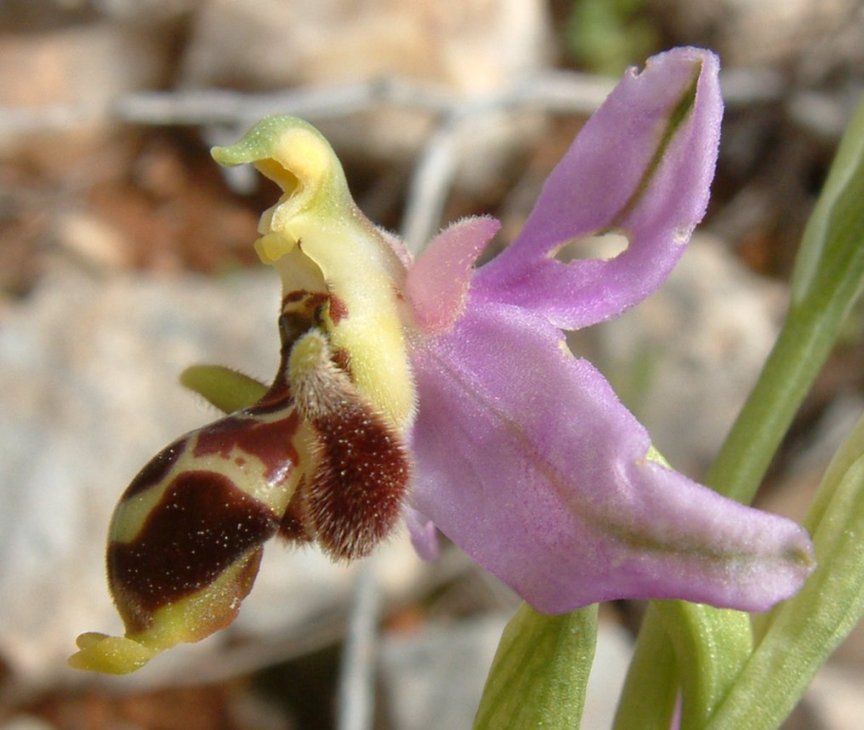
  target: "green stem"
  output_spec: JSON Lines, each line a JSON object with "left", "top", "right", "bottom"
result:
{"left": 705, "top": 294, "right": 852, "bottom": 505}
{"left": 654, "top": 602, "right": 752, "bottom": 728}
{"left": 614, "top": 602, "right": 752, "bottom": 730}
{"left": 613, "top": 605, "right": 679, "bottom": 730}
{"left": 707, "top": 92, "right": 864, "bottom": 505}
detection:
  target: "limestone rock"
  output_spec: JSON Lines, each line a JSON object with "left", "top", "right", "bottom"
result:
{"left": 179, "top": 0, "right": 554, "bottom": 192}
{"left": 0, "top": 20, "right": 171, "bottom": 165}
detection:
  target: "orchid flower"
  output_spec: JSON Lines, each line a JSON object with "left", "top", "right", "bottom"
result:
{"left": 70, "top": 47, "right": 813, "bottom": 675}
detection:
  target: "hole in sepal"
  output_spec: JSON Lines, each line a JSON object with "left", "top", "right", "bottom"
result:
{"left": 551, "top": 229, "right": 631, "bottom": 262}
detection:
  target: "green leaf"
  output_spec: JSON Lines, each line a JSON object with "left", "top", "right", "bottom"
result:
{"left": 474, "top": 603, "right": 598, "bottom": 729}
{"left": 613, "top": 608, "right": 678, "bottom": 730}
{"left": 706, "top": 412, "right": 864, "bottom": 729}
{"left": 707, "top": 95, "right": 864, "bottom": 506}
{"left": 180, "top": 364, "right": 268, "bottom": 414}
{"left": 791, "top": 96, "right": 864, "bottom": 308}
{"left": 614, "top": 602, "right": 752, "bottom": 730}
{"left": 656, "top": 603, "right": 751, "bottom": 728}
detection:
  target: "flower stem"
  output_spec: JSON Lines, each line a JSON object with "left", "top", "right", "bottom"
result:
{"left": 705, "top": 298, "right": 848, "bottom": 505}
{"left": 612, "top": 605, "right": 678, "bottom": 730}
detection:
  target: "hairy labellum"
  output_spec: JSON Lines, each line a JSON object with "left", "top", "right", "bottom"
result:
{"left": 71, "top": 285, "right": 412, "bottom": 674}
{"left": 290, "top": 330, "right": 410, "bottom": 560}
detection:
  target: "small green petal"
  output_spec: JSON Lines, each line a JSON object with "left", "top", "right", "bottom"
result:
{"left": 180, "top": 364, "right": 268, "bottom": 414}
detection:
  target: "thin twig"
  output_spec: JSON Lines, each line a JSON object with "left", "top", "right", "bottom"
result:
{"left": 0, "top": 67, "right": 796, "bottom": 136}
{"left": 115, "top": 78, "right": 456, "bottom": 126}
{"left": 337, "top": 558, "right": 381, "bottom": 730}
{"left": 0, "top": 68, "right": 799, "bottom": 248}
{"left": 401, "top": 118, "right": 463, "bottom": 251}
{"left": 0, "top": 72, "right": 616, "bottom": 132}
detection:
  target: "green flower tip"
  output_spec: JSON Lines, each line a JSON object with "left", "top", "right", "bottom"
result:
{"left": 211, "top": 114, "right": 341, "bottom": 198}
{"left": 211, "top": 115, "right": 320, "bottom": 165}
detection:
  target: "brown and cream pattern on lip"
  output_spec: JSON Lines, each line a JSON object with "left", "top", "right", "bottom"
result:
{"left": 71, "top": 286, "right": 411, "bottom": 674}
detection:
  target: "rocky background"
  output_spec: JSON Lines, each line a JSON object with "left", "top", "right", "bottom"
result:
{"left": 1, "top": 1, "right": 864, "bottom": 728}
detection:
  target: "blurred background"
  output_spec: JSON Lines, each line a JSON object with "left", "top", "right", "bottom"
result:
{"left": 1, "top": 1, "right": 864, "bottom": 728}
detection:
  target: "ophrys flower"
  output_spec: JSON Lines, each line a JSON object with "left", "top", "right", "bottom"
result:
{"left": 70, "top": 47, "right": 814, "bottom": 674}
